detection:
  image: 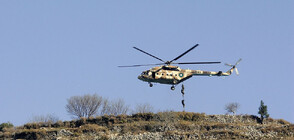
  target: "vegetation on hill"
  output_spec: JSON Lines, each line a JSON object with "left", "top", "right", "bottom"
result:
{"left": 258, "top": 100, "right": 270, "bottom": 124}
{"left": 1, "top": 94, "right": 292, "bottom": 139}
{"left": 1, "top": 112, "right": 293, "bottom": 140}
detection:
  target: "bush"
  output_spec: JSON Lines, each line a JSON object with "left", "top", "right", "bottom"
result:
{"left": 15, "top": 129, "right": 47, "bottom": 140}
{"left": 134, "top": 103, "right": 154, "bottom": 114}
{"left": 29, "top": 114, "right": 59, "bottom": 124}
{"left": 79, "top": 124, "right": 107, "bottom": 133}
{"left": 175, "top": 120, "right": 193, "bottom": 130}
{"left": 132, "top": 113, "right": 154, "bottom": 121}
{"left": 102, "top": 99, "right": 130, "bottom": 116}
{"left": 177, "top": 112, "right": 206, "bottom": 121}
{"left": 225, "top": 102, "right": 240, "bottom": 115}
{"left": 75, "top": 117, "right": 87, "bottom": 127}
{"left": 155, "top": 111, "right": 177, "bottom": 122}
{"left": 277, "top": 119, "right": 290, "bottom": 125}
{"left": 116, "top": 114, "right": 128, "bottom": 123}
{"left": 266, "top": 117, "right": 274, "bottom": 123}
{"left": 52, "top": 120, "right": 64, "bottom": 128}
{"left": 177, "top": 112, "right": 193, "bottom": 121}
{"left": 0, "top": 122, "right": 13, "bottom": 131}
{"left": 23, "top": 123, "right": 41, "bottom": 129}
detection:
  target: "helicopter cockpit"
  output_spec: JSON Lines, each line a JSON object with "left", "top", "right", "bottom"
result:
{"left": 138, "top": 70, "right": 150, "bottom": 82}
{"left": 141, "top": 70, "right": 148, "bottom": 75}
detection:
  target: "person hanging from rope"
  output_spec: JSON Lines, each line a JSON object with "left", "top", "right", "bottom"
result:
{"left": 182, "top": 99, "right": 185, "bottom": 109}
{"left": 181, "top": 84, "right": 185, "bottom": 97}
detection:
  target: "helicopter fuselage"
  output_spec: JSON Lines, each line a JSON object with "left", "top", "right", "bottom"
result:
{"left": 137, "top": 65, "right": 232, "bottom": 85}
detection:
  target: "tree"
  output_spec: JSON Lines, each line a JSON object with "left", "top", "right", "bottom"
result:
{"left": 29, "top": 114, "right": 59, "bottom": 123}
{"left": 225, "top": 102, "right": 240, "bottom": 115}
{"left": 110, "top": 99, "right": 129, "bottom": 115}
{"left": 99, "top": 98, "right": 129, "bottom": 116}
{"left": 258, "top": 100, "right": 269, "bottom": 124}
{"left": 66, "top": 94, "right": 103, "bottom": 118}
{"left": 100, "top": 98, "right": 110, "bottom": 115}
{"left": 134, "top": 103, "right": 154, "bottom": 114}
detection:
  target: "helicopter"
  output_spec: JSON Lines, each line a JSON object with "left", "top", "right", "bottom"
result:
{"left": 119, "top": 44, "right": 241, "bottom": 90}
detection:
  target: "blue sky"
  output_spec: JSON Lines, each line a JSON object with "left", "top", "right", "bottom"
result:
{"left": 0, "top": 1, "right": 293, "bottom": 126}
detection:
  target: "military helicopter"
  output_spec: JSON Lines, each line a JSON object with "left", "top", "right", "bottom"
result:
{"left": 119, "top": 44, "right": 241, "bottom": 90}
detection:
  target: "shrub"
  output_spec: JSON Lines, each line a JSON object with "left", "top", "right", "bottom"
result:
{"left": 15, "top": 129, "right": 47, "bottom": 140}
{"left": 177, "top": 112, "right": 206, "bottom": 121}
{"left": 175, "top": 120, "right": 193, "bottom": 130}
{"left": 121, "top": 123, "right": 142, "bottom": 134}
{"left": 0, "top": 122, "right": 13, "bottom": 131}
{"left": 79, "top": 124, "right": 107, "bottom": 133}
{"left": 29, "top": 114, "right": 59, "bottom": 124}
{"left": 277, "top": 119, "right": 290, "bottom": 125}
{"left": 75, "top": 117, "right": 87, "bottom": 127}
{"left": 211, "top": 123, "right": 229, "bottom": 129}
{"left": 191, "top": 113, "right": 206, "bottom": 121}
{"left": 132, "top": 113, "right": 154, "bottom": 121}
{"left": 177, "top": 112, "right": 193, "bottom": 121}
{"left": 225, "top": 102, "right": 240, "bottom": 115}
{"left": 155, "top": 111, "right": 177, "bottom": 122}
{"left": 266, "top": 117, "right": 274, "bottom": 123}
{"left": 249, "top": 115, "right": 262, "bottom": 123}
{"left": 103, "top": 99, "right": 130, "bottom": 116}
{"left": 134, "top": 103, "right": 154, "bottom": 114}
{"left": 23, "top": 123, "right": 40, "bottom": 129}
{"left": 116, "top": 114, "right": 128, "bottom": 123}
{"left": 52, "top": 120, "right": 64, "bottom": 128}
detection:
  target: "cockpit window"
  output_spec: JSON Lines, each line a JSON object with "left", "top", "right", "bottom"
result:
{"left": 141, "top": 70, "right": 150, "bottom": 75}
{"left": 141, "top": 72, "right": 148, "bottom": 75}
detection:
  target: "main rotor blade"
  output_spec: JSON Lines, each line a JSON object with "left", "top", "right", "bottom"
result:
{"left": 174, "top": 62, "right": 221, "bottom": 65}
{"left": 133, "top": 47, "right": 165, "bottom": 63}
{"left": 170, "top": 44, "right": 199, "bottom": 63}
{"left": 118, "top": 63, "right": 165, "bottom": 67}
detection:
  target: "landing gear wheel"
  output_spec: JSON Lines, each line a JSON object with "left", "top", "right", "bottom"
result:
{"left": 171, "top": 85, "right": 175, "bottom": 90}
{"left": 149, "top": 83, "right": 153, "bottom": 87}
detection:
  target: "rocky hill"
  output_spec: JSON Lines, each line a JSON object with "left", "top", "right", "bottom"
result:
{"left": 1, "top": 112, "right": 293, "bottom": 140}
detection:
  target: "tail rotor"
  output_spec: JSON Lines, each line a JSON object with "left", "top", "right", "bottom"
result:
{"left": 225, "top": 58, "right": 242, "bottom": 75}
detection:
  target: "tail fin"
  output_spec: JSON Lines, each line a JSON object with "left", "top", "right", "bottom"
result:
{"left": 226, "top": 67, "right": 235, "bottom": 75}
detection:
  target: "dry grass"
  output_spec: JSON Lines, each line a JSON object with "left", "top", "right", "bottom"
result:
{"left": 177, "top": 112, "right": 206, "bottom": 121}
{"left": 277, "top": 119, "right": 291, "bottom": 125}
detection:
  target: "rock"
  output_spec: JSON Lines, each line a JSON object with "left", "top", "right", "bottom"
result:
{"left": 57, "top": 129, "right": 73, "bottom": 137}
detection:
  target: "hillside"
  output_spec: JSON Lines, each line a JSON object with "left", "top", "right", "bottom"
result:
{"left": 1, "top": 112, "right": 293, "bottom": 140}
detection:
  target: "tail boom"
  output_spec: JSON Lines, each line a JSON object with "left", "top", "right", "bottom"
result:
{"left": 191, "top": 64, "right": 237, "bottom": 77}
{"left": 191, "top": 70, "right": 231, "bottom": 77}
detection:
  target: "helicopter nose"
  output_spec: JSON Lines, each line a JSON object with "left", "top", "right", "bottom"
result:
{"left": 138, "top": 75, "right": 142, "bottom": 80}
